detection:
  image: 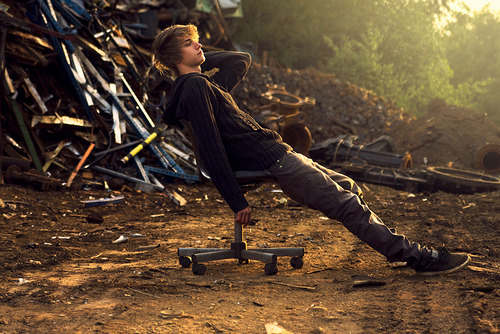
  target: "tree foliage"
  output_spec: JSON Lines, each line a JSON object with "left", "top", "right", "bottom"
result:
{"left": 233, "top": 0, "right": 500, "bottom": 122}
{"left": 443, "top": 8, "right": 500, "bottom": 122}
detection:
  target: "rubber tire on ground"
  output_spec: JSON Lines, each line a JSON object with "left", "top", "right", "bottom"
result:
{"left": 290, "top": 256, "right": 304, "bottom": 269}
{"left": 5, "top": 165, "right": 22, "bottom": 183}
{"left": 264, "top": 263, "right": 278, "bottom": 275}
{"left": 192, "top": 263, "right": 206, "bottom": 275}
{"left": 179, "top": 256, "right": 192, "bottom": 268}
{"left": 426, "top": 166, "right": 500, "bottom": 193}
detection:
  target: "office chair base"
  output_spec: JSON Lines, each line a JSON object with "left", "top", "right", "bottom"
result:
{"left": 178, "top": 241, "right": 304, "bottom": 275}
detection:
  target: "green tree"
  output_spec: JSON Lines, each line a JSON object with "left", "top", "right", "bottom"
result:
{"left": 234, "top": 0, "right": 499, "bottom": 122}
{"left": 443, "top": 8, "right": 500, "bottom": 123}
{"left": 323, "top": 27, "right": 404, "bottom": 99}
{"left": 321, "top": 0, "right": 458, "bottom": 114}
{"left": 234, "top": 0, "right": 378, "bottom": 69}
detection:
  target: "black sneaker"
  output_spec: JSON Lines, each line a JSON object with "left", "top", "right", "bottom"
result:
{"left": 416, "top": 248, "right": 471, "bottom": 276}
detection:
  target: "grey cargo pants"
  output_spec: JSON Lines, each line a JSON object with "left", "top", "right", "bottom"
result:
{"left": 266, "top": 151, "right": 433, "bottom": 270}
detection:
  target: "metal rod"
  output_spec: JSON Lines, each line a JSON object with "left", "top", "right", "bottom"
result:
{"left": 5, "top": 96, "right": 43, "bottom": 172}
{"left": 66, "top": 143, "right": 95, "bottom": 187}
{"left": 91, "top": 165, "right": 164, "bottom": 191}
{"left": 234, "top": 220, "right": 243, "bottom": 243}
{"left": 93, "top": 140, "right": 142, "bottom": 158}
{"left": 121, "top": 127, "right": 162, "bottom": 163}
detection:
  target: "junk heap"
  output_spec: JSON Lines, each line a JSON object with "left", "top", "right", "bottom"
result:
{"left": 1, "top": 0, "right": 499, "bottom": 200}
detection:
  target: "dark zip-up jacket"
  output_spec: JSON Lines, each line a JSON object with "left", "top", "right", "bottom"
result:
{"left": 163, "top": 51, "right": 291, "bottom": 212}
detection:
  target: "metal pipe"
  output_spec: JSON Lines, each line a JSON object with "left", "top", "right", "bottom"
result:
{"left": 66, "top": 143, "right": 95, "bottom": 187}
{"left": 474, "top": 144, "right": 500, "bottom": 174}
{"left": 91, "top": 165, "right": 164, "bottom": 191}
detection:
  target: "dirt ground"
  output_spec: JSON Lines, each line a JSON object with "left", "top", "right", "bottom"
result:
{"left": 0, "top": 177, "right": 498, "bottom": 334}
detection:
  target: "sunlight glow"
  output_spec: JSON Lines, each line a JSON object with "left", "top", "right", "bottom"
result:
{"left": 457, "top": 0, "right": 500, "bottom": 12}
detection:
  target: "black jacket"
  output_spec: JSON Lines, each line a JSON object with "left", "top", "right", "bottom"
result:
{"left": 163, "top": 51, "right": 291, "bottom": 212}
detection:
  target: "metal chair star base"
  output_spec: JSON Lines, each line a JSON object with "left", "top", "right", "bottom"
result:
{"left": 178, "top": 216, "right": 305, "bottom": 275}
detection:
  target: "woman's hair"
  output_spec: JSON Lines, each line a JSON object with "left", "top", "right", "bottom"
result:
{"left": 151, "top": 24, "right": 199, "bottom": 77}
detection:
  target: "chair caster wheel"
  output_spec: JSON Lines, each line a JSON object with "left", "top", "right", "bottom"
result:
{"left": 179, "top": 256, "right": 192, "bottom": 268}
{"left": 264, "top": 263, "right": 278, "bottom": 275}
{"left": 238, "top": 258, "right": 249, "bottom": 264}
{"left": 290, "top": 256, "right": 303, "bottom": 269}
{"left": 192, "top": 263, "right": 207, "bottom": 275}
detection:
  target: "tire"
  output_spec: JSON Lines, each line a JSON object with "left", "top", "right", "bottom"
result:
{"left": 426, "top": 166, "right": 500, "bottom": 193}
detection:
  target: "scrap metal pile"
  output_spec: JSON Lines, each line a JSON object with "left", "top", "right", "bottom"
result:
{"left": 1, "top": 0, "right": 499, "bottom": 200}
{"left": 230, "top": 64, "right": 500, "bottom": 193}
{"left": 229, "top": 56, "right": 500, "bottom": 193}
{"left": 0, "top": 0, "right": 241, "bottom": 200}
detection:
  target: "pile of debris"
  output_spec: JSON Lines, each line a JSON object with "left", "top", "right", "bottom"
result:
{"left": 0, "top": 0, "right": 412, "bottom": 196}
{"left": 232, "top": 63, "right": 414, "bottom": 145}
{"left": 0, "top": 0, "right": 236, "bottom": 198}
{"left": 232, "top": 64, "right": 500, "bottom": 175}
{"left": 1, "top": 1, "right": 499, "bottom": 201}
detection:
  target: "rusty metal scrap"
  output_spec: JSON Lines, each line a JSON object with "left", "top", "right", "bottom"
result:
{"left": 0, "top": 0, "right": 229, "bottom": 203}
{"left": 309, "top": 135, "right": 413, "bottom": 169}
{"left": 31, "top": 115, "right": 93, "bottom": 129}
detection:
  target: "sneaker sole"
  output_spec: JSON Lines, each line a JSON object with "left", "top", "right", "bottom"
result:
{"left": 417, "top": 254, "right": 471, "bottom": 276}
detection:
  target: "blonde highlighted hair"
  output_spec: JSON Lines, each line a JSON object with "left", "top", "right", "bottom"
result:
{"left": 151, "top": 24, "right": 199, "bottom": 77}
